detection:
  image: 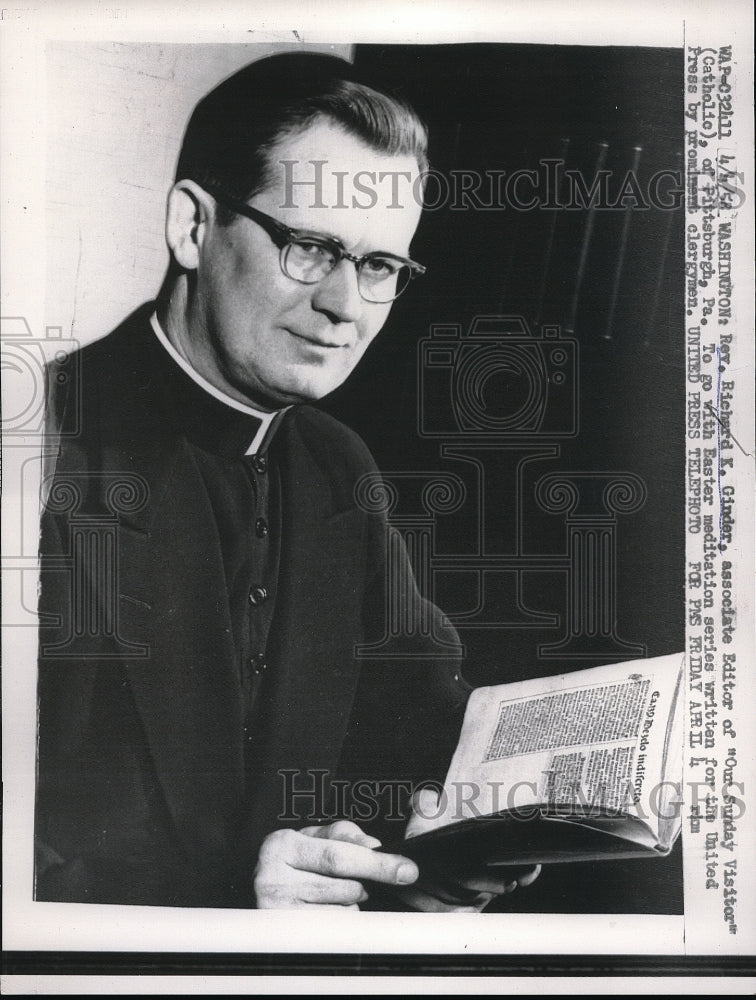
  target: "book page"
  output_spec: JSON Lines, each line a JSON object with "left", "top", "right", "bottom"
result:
{"left": 408, "top": 653, "right": 685, "bottom": 845}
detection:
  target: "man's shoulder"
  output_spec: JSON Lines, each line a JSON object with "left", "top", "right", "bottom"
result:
{"left": 70, "top": 303, "right": 157, "bottom": 376}
{"left": 273, "top": 406, "right": 389, "bottom": 531}
{"left": 47, "top": 304, "right": 162, "bottom": 443}
{"left": 54, "top": 304, "right": 158, "bottom": 414}
{"left": 283, "top": 405, "right": 378, "bottom": 476}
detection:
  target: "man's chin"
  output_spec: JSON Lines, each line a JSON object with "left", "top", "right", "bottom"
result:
{"left": 268, "top": 367, "right": 356, "bottom": 407}
{"left": 233, "top": 375, "right": 347, "bottom": 410}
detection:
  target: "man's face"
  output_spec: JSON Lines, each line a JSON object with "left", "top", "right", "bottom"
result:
{"left": 186, "top": 118, "right": 424, "bottom": 408}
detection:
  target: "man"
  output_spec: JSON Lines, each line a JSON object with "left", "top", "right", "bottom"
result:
{"left": 35, "top": 52, "right": 538, "bottom": 910}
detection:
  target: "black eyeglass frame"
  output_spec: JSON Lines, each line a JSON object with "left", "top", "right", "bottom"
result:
{"left": 202, "top": 184, "right": 426, "bottom": 302}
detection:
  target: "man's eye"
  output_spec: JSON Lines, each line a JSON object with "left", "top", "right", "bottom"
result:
{"left": 292, "top": 240, "right": 334, "bottom": 262}
{"left": 363, "top": 257, "right": 401, "bottom": 279}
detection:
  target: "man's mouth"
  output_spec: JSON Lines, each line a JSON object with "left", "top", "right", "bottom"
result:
{"left": 287, "top": 329, "right": 346, "bottom": 349}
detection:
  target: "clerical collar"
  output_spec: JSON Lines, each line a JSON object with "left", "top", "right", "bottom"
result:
{"left": 150, "top": 312, "right": 282, "bottom": 456}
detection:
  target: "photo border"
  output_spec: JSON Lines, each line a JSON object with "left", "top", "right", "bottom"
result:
{"left": 2, "top": 0, "right": 754, "bottom": 990}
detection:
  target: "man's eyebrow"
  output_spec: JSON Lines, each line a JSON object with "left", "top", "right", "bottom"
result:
{"left": 288, "top": 223, "right": 347, "bottom": 248}
{"left": 288, "top": 224, "right": 407, "bottom": 259}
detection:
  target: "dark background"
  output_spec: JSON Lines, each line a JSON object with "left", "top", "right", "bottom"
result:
{"left": 322, "top": 44, "right": 685, "bottom": 914}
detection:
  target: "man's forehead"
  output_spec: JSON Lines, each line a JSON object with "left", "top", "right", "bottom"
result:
{"left": 253, "top": 117, "right": 424, "bottom": 252}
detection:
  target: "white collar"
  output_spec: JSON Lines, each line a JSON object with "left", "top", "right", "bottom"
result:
{"left": 149, "top": 312, "right": 280, "bottom": 456}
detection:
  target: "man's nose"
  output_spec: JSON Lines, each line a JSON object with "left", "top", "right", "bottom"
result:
{"left": 310, "top": 258, "right": 364, "bottom": 323}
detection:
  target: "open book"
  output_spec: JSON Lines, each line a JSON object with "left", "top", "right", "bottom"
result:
{"left": 399, "top": 653, "right": 685, "bottom": 872}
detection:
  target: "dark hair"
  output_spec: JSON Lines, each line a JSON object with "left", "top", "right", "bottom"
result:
{"left": 176, "top": 51, "right": 428, "bottom": 220}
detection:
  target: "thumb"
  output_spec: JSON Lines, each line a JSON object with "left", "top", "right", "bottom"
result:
{"left": 406, "top": 785, "right": 446, "bottom": 837}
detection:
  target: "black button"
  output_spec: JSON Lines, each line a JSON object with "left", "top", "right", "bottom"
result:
{"left": 252, "top": 455, "right": 267, "bottom": 474}
{"left": 255, "top": 517, "right": 269, "bottom": 538}
{"left": 249, "top": 585, "right": 268, "bottom": 606}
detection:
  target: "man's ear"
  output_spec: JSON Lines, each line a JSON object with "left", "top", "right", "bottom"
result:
{"left": 165, "top": 180, "right": 214, "bottom": 270}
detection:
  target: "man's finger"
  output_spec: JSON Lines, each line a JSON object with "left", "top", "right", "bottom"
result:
{"left": 293, "top": 872, "right": 369, "bottom": 907}
{"left": 263, "top": 828, "right": 419, "bottom": 886}
{"left": 395, "top": 886, "right": 485, "bottom": 914}
{"left": 420, "top": 881, "right": 499, "bottom": 905}
{"left": 457, "top": 875, "right": 519, "bottom": 895}
{"left": 303, "top": 820, "right": 382, "bottom": 850}
{"left": 514, "top": 863, "right": 542, "bottom": 887}
{"left": 405, "top": 785, "right": 447, "bottom": 837}
{"left": 254, "top": 863, "right": 369, "bottom": 909}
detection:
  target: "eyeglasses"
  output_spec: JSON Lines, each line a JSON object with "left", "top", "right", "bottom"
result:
{"left": 203, "top": 185, "right": 426, "bottom": 304}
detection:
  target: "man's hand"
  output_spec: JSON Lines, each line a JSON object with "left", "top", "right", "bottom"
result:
{"left": 393, "top": 862, "right": 542, "bottom": 913}
{"left": 253, "top": 821, "right": 419, "bottom": 909}
{"left": 396, "top": 787, "right": 542, "bottom": 912}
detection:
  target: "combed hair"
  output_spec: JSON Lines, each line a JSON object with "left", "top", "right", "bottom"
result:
{"left": 176, "top": 52, "right": 428, "bottom": 209}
